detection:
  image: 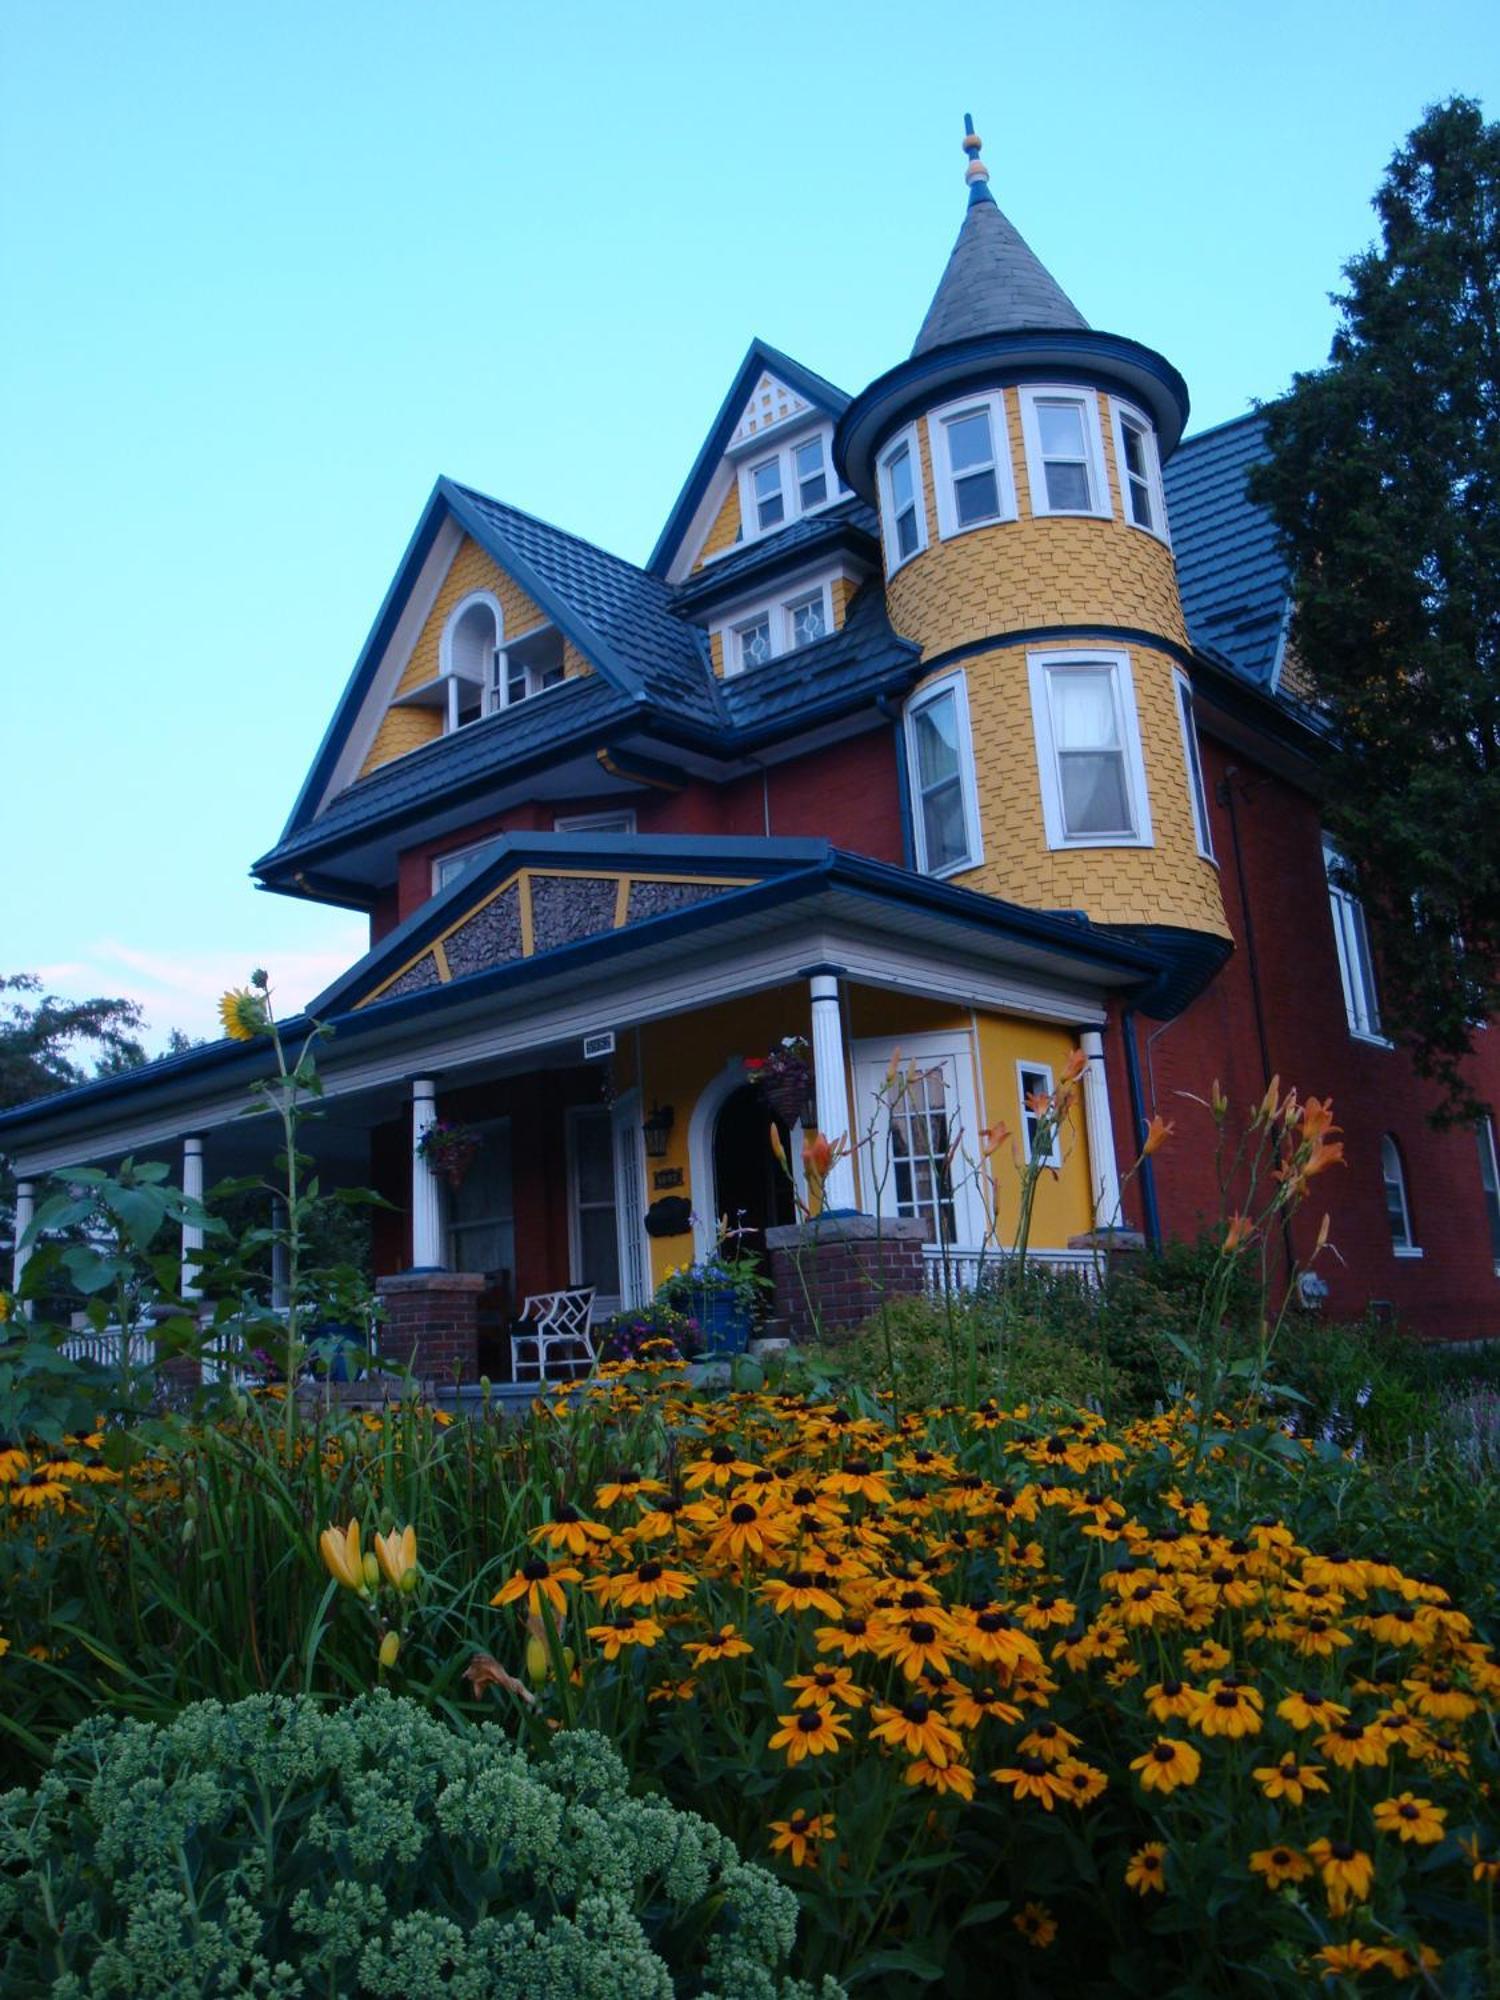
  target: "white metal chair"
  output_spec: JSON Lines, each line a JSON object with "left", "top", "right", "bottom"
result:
{"left": 510, "top": 1288, "right": 597, "bottom": 1382}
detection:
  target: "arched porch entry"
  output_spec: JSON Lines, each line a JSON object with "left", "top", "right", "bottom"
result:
{"left": 688, "top": 1059, "right": 800, "bottom": 1271}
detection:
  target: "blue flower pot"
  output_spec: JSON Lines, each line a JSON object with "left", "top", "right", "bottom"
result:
{"left": 691, "top": 1288, "right": 753, "bottom": 1354}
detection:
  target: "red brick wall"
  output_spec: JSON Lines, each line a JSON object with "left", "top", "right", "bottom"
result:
{"left": 1102, "top": 730, "right": 1500, "bottom": 1339}
{"left": 768, "top": 1218, "right": 929, "bottom": 1342}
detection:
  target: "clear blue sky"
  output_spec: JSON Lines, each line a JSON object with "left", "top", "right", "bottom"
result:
{"left": 4, "top": 0, "right": 1497, "bottom": 1046}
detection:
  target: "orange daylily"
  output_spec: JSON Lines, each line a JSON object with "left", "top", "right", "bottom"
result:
{"left": 1224, "top": 1212, "right": 1255, "bottom": 1253}
{"left": 1141, "top": 1114, "right": 1174, "bottom": 1157}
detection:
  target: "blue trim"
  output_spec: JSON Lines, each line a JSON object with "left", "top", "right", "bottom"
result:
{"left": 646, "top": 339, "right": 852, "bottom": 579}
{"left": 917, "top": 623, "right": 1203, "bottom": 678}
{"left": 835, "top": 330, "right": 1191, "bottom": 496}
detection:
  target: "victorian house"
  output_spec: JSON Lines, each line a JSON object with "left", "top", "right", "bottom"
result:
{"left": 7, "top": 124, "right": 1500, "bottom": 1362}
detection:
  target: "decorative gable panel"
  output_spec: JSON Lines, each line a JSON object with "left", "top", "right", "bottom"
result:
{"left": 729, "top": 372, "right": 813, "bottom": 447}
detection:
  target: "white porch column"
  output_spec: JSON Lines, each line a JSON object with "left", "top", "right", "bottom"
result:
{"left": 1079, "top": 1030, "right": 1122, "bottom": 1230}
{"left": 411, "top": 1077, "right": 445, "bottom": 1268}
{"left": 807, "top": 969, "right": 859, "bottom": 1213}
{"left": 11, "top": 1179, "right": 35, "bottom": 1306}
{"left": 180, "top": 1137, "right": 205, "bottom": 1298}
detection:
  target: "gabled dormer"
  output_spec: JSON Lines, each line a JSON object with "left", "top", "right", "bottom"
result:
{"left": 649, "top": 340, "right": 853, "bottom": 583}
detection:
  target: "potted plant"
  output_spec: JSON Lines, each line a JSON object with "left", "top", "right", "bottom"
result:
{"left": 415, "top": 1118, "right": 482, "bottom": 1189}
{"left": 654, "top": 1219, "right": 771, "bottom": 1355}
{"left": 744, "top": 1036, "right": 815, "bottom": 1127}
{"left": 594, "top": 1301, "right": 703, "bottom": 1366}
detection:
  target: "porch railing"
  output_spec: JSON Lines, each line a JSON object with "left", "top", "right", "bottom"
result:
{"left": 922, "top": 1244, "right": 1102, "bottom": 1295}
{"left": 60, "top": 1325, "right": 157, "bottom": 1372}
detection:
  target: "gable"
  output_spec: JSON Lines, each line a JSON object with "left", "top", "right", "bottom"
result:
{"left": 358, "top": 537, "right": 591, "bottom": 779}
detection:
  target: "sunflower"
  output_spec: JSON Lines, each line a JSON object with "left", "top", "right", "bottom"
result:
{"left": 1249, "top": 1845, "right": 1312, "bottom": 1890}
{"left": 768, "top": 1809, "right": 835, "bottom": 1869}
{"left": 586, "top": 1614, "right": 664, "bottom": 1658}
{"left": 1372, "top": 1792, "right": 1447, "bottom": 1845}
{"left": 219, "top": 988, "right": 268, "bottom": 1041}
{"left": 530, "top": 1505, "right": 612, "bottom": 1556}
{"left": 767, "top": 1702, "right": 853, "bottom": 1765}
{"left": 1191, "top": 1678, "right": 1264, "bottom": 1738}
{"left": 989, "top": 1756, "right": 1067, "bottom": 1810}
{"left": 904, "top": 1756, "right": 975, "bottom": 1798}
{"left": 1251, "top": 1757, "right": 1329, "bottom": 1805}
{"left": 491, "top": 1557, "right": 581, "bottom": 1619}
{"left": 1012, "top": 1901, "right": 1058, "bottom": 1949}
{"left": 683, "top": 1623, "right": 753, "bottom": 1664}
{"left": 786, "top": 1664, "right": 867, "bottom": 1710}
{"left": 1130, "top": 1737, "right": 1201, "bottom": 1794}
{"left": 870, "top": 1696, "right": 964, "bottom": 1765}
{"left": 1305, "top": 1838, "right": 1374, "bottom": 1916}
{"left": 1124, "top": 1842, "right": 1167, "bottom": 1895}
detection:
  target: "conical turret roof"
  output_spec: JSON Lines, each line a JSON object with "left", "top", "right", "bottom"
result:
{"left": 911, "top": 122, "right": 1088, "bottom": 355}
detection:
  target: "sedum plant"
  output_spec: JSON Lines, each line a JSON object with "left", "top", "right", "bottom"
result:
{"left": 0, "top": 1691, "right": 843, "bottom": 2000}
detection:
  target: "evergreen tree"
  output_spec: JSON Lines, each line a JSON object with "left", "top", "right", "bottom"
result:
{"left": 1253, "top": 96, "right": 1500, "bottom": 1118}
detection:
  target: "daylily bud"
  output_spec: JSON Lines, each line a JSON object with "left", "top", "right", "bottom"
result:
{"left": 318, "top": 1519, "right": 367, "bottom": 1595}
{"left": 379, "top": 1630, "right": 400, "bottom": 1670}
{"left": 362, "top": 1552, "right": 381, "bottom": 1592}
{"left": 525, "top": 1633, "right": 550, "bottom": 1685}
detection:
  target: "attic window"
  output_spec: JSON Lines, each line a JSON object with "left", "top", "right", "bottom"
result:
{"left": 500, "top": 625, "right": 565, "bottom": 707}
{"left": 439, "top": 592, "right": 504, "bottom": 732}
{"left": 736, "top": 426, "right": 837, "bottom": 544}
{"left": 721, "top": 577, "right": 838, "bottom": 674}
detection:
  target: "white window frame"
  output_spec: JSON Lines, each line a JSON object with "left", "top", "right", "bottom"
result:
{"left": 904, "top": 670, "right": 983, "bottom": 877}
{"left": 566, "top": 1104, "right": 623, "bottom": 1314}
{"left": 877, "top": 424, "right": 928, "bottom": 575}
{"left": 926, "top": 390, "right": 1017, "bottom": 539}
{"left": 734, "top": 424, "right": 838, "bottom": 544}
{"left": 554, "top": 810, "right": 637, "bottom": 835}
{"left": 439, "top": 590, "right": 505, "bottom": 733}
{"left": 1173, "top": 670, "right": 1215, "bottom": 862}
{"left": 432, "top": 835, "right": 504, "bottom": 895}
{"left": 1027, "top": 648, "right": 1154, "bottom": 850}
{"left": 1380, "top": 1134, "right": 1421, "bottom": 1258}
{"left": 1477, "top": 1115, "right": 1500, "bottom": 1274}
{"left": 1017, "top": 1061, "right": 1063, "bottom": 1169}
{"left": 1109, "top": 397, "right": 1170, "bottom": 542}
{"left": 1323, "top": 835, "right": 1387, "bottom": 1044}
{"left": 716, "top": 576, "right": 838, "bottom": 676}
{"left": 1017, "top": 385, "right": 1112, "bottom": 520}
{"left": 852, "top": 1030, "right": 989, "bottom": 1247}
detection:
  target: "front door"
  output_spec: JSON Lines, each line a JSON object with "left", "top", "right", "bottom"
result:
{"left": 851, "top": 1034, "right": 987, "bottom": 1248}
{"left": 712, "top": 1083, "right": 795, "bottom": 1287}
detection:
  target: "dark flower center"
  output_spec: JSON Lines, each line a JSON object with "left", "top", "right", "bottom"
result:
{"left": 1161, "top": 1680, "right": 1183, "bottom": 1697}
{"left": 1399, "top": 1803, "right": 1419, "bottom": 1820}
{"left": 1271, "top": 1848, "right": 1291, "bottom": 1866}
{"left": 901, "top": 1699, "right": 932, "bottom": 1722}
{"left": 730, "top": 1503, "right": 757, "bottom": 1524}
{"left": 899, "top": 1589, "right": 929, "bottom": 1609}
{"left": 787, "top": 1569, "right": 813, "bottom": 1588}
{"left": 1213, "top": 1691, "right": 1239, "bottom": 1708}
{"left": 1338, "top": 1722, "right": 1365, "bottom": 1740}
{"left": 1330, "top": 1840, "right": 1356, "bottom": 1861}
{"left": 636, "top": 1562, "right": 663, "bottom": 1583}
{"left": 522, "top": 1559, "right": 549, "bottom": 1580}
{"left": 909, "top": 1622, "right": 937, "bottom": 1645}
{"left": 1152, "top": 1743, "right": 1178, "bottom": 1763}
{"left": 791, "top": 1487, "right": 816, "bottom": 1506}
{"left": 710, "top": 1445, "right": 735, "bottom": 1464}
{"left": 1019, "top": 1756, "right": 1046, "bottom": 1775}
{"left": 796, "top": 1711, "right": 823, "bottom": 1734}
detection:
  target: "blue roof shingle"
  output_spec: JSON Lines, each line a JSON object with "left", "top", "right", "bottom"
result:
{"left": 1164, "top": 413, "right": 1289, "bottom": 688}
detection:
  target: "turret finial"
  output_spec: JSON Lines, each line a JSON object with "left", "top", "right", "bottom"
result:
{"left": 962, "top": 113, "right": 995, "bottom": 206}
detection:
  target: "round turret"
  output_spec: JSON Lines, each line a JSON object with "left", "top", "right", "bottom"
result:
{"left": 835, "top": 121, "right": 1228, "bottom": 954}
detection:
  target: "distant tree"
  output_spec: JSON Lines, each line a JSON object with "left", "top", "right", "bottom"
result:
{"left": 1252, "top": 96, "right": 1500, "bottom": 1119}
{"left": 0, "top": 975, "right": 148, "bottom": 1109}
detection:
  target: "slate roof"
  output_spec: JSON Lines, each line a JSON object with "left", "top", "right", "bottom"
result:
{"left": 446, "top": 481, "right": 723, "bottom": 729}
{"left": 1163, "top": 413, "right": 1290, "bottom": 687}
{"left": 720, "top": 584, "right": 921, "bottom": 734}
{"left": 672, "top": 496, "right": 880, "bottom": 609}
{"left": 911, "top": 192, "right": 1090, "bottom": 356}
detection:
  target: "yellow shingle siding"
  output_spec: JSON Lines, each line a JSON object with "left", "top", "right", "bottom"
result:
{"left": 923, "top": 637, "right": 1227, "bottom": 934}
{"left": 830, "top": 574, "right": 858, "bottom": 627}
{"left": 694, "top": 483, "right": 742, "bottom": 570}
{"left": 358, "top": 537, "right": 590, "bottom": 779}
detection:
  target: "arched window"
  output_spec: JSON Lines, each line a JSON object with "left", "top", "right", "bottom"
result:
{"left": 1380, "top": 1135, "right": 1418, "bottom": 1255}
{"left": 440, "top": 593, "right": 503, "bottom": 732}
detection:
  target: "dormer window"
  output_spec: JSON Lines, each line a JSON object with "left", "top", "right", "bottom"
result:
{"left": 439, "top": 591, "right": 504, "bottom": 733}
{"left": 719, "top": 575, "right": 840, "bottom": 674}
{"left": 1018, "top": 386, "right": 1111, "bottom": 519}
{"left": 735, "top": 425, "right": 838, "bottom": 544}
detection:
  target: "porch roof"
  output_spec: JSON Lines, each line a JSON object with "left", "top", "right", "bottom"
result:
{"left": 0, "top": 839, "right": 1167, "bottom": 1173}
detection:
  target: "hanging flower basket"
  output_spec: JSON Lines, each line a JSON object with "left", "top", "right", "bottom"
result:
{"left": 416, "top": 1118, "right": 482, "bottom": 1189}
{"left": 744, "top": 1037, "right": 815, "bottom": 1127}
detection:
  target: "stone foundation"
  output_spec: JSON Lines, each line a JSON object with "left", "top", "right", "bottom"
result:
{"left": 376, "top": 1270, "right": 486, "bottom": 1381}
{"left": 766, "top": 1215, "right": 929, "bottom": 1343}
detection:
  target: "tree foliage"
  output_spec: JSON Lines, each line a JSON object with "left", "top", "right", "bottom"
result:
{"left": 0, "top": 973, "right": 148, "bottom": 1112}
{"left": 1252, "top": 96, "right": 1500, "bottom": 1117}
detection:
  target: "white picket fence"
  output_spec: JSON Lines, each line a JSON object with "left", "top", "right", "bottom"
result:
{"left": 61, "top": 1320, "right": 255, "bottom": 1386}
{"left": 922, "top": 1244, "right": 1102, "bottom": 1295}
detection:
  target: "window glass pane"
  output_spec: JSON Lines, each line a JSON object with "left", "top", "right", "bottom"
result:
{"left": 1060, "top": 753, "right": 1131, "bottom": 835}
{"left": 946, "top": 409, "right": 993, "bottom": 474}
{"left": 1127, "top": 476, "right": 1154, "bottom": 528}
{"left": 914, "top": 693, "right": 960, "bottom": 787}
{"left": 574, "top": 1111, "right": 614, "bottom": 1204}
{"left": 738, "top": 618, "right": 773, "bottom": 668}
{"left": 1179, "top": 683, "right": 1212, "bottom": 852}
{"left": 795, "top": 437, "right": 827, "bottom": 509}
{"left": 1038, "top": 401, "right": 1087, "bottom": 458}
{"left": 1121, "top": 423, "right": 1148, "bottom": 480}
{"left": 788, "top": 595, "right": 826, "bottom": 648}
{"left": 888, "top": 444, "right": 914, "bottom": 512}
{"left": 1044, "top": 460, "right": 1092, "bottom": 511}
{"left": 885, "top": 1063, "right": 957, "bottom": 1242}
{"left": 1381, "top": 1139, "right": 1411, "bottom": 1247}
{"left": 1052, "top": 670, "right": 1120, "bottom": 750}
{"left": 955, "top": 469, "right": 1000, "bottom": 525}
{"left": 578, "top": 1208, "right": 620, "bottom": 1295}
{"left": 896, "top": 506, "right": 919, "bottom": 558}
{"left": 449, "top": 1123, "right": 514, "bottom": 1276}
{"left": 922, "top": 778, "right": 968, "bottom": 870}
{"left": 753, "top": 459, "right": 784, "bottom": 529}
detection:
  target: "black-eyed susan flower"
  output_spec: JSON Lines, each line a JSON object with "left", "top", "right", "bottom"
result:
{"left": 682, "top": 1623, "right": 752, "bottom": 1664}
{"left": 760, "top": 1569, "right": 845, "bottom": 1619}
{"left": 1372, "top": 1792, "right": 1447, "bottom": 1844}
{"left": 871, "top": 1607, "right": 959, "bottom": 1681}
{"left": 1124, "top": 1841, "right": 1167, "bottom": 1895}
{"left": 1374, "top": 1944, "right": 1442, "bottom": 1980}
{"left": 1315, "top": 1718, "right": 1391, "bottom": 1770}
{"left": 683, "top": 1443, "right": 760, "bottom": 1490}
{"left": 1460, "top": 1834, "right": 1500, "bottom": 1884}
{"left": 1144, "top": 1678, "right": 1199, "bottom": 1723}
{"left": 1251, "top": 1756, "right": 1329, "bottom": 1805}
{"left": 870, "top": 1696, "right": 964, "bottom": 1765}
{"left": 813, "top": 1612, "right": 875, "bottom": 1658}
{"left": 1276, "top": 1688, "right": 1347, "bottom": 1731}
{"left": 1129, "top": 1737, "right": 1201, "bottom": 1794}
{"left": 530, "top": 1504, "right": 612, "bottom": 1556}
{"left": 706, "top": 1500, "right": 788, "bottom": 1565}
{"left": 945, "top": 1684, "right": 1023, "bottom": 1729}
{"left": 989, "top": 1756, "right": 1067, "bottom": 1810}
{"left": 633, "top": 1493, "right": 717, "bottom": 1539}
{"left": 1313, "top": 1941, "right": 1385, "bottom": 1979}
{"left": 768, "top": 1808, "right": 835, "bottom": 1868}
{"left": 1249, "top": 1844, "right": 1312, "bottom": 1890}
{"left": 594, "top": 1474, "right": 668, "bottom": 1509}
{"left": 1055, "top": 1757, "right": 1108, "bottom": 1805}
{"left": 1401, "top": 1672, "right": 1478, "bottom": 1722}
{"left": 590, "top": 1559, "right": 695, "bottom": 1609}
{"left": 1017, "top": 1719, "right": 1080, "bottom": 1765}
{"left": 767, "top": 1701, "right": 853, "bottom": 1765}
{"left": 1183, "top": 1638, "right": 1233, "bottom": 1675}
{"left": 904, "top": 1756, "right": 975, "bottom": 1799}
{"left": 1305, "top": 1838, "right": 1374, "bottom": 1916}
{"left": 785, "top": 1664, "right": 867, "bottom": 1710}
{"left": 1191, "top": 1677, "right": 1264, "bottom": 1738}
{"left": 586, "top": 1614, "right": 664, "bottom": 1658}
{"left": 820, "top": 1458, "right": 895, "bottom": 1505}
{"left": 961, "top": 1605, "right": 1045, "bottom": 1670}
{"left": 491, "top": 1556, "right": 581, "bottom": 1619}
{"left": 1012, "top": 1900, "right": 1057, "bottom": 1948}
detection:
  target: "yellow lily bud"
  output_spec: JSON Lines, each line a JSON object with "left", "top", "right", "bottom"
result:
{"left": 362, "top": 1552, "right": 381, "bottom": 1592}
{"left": 318, "top": 1519, "right": 367, "bottom": 1594}
{"left": 379, "top": 1630, "right": 400, "bottom": 1669}
{"left": 525, "top": 1633, "right": 550, "bottom": 1685}
{"left": 374, "top": 1524, "right": 418, "bottom": 1591}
